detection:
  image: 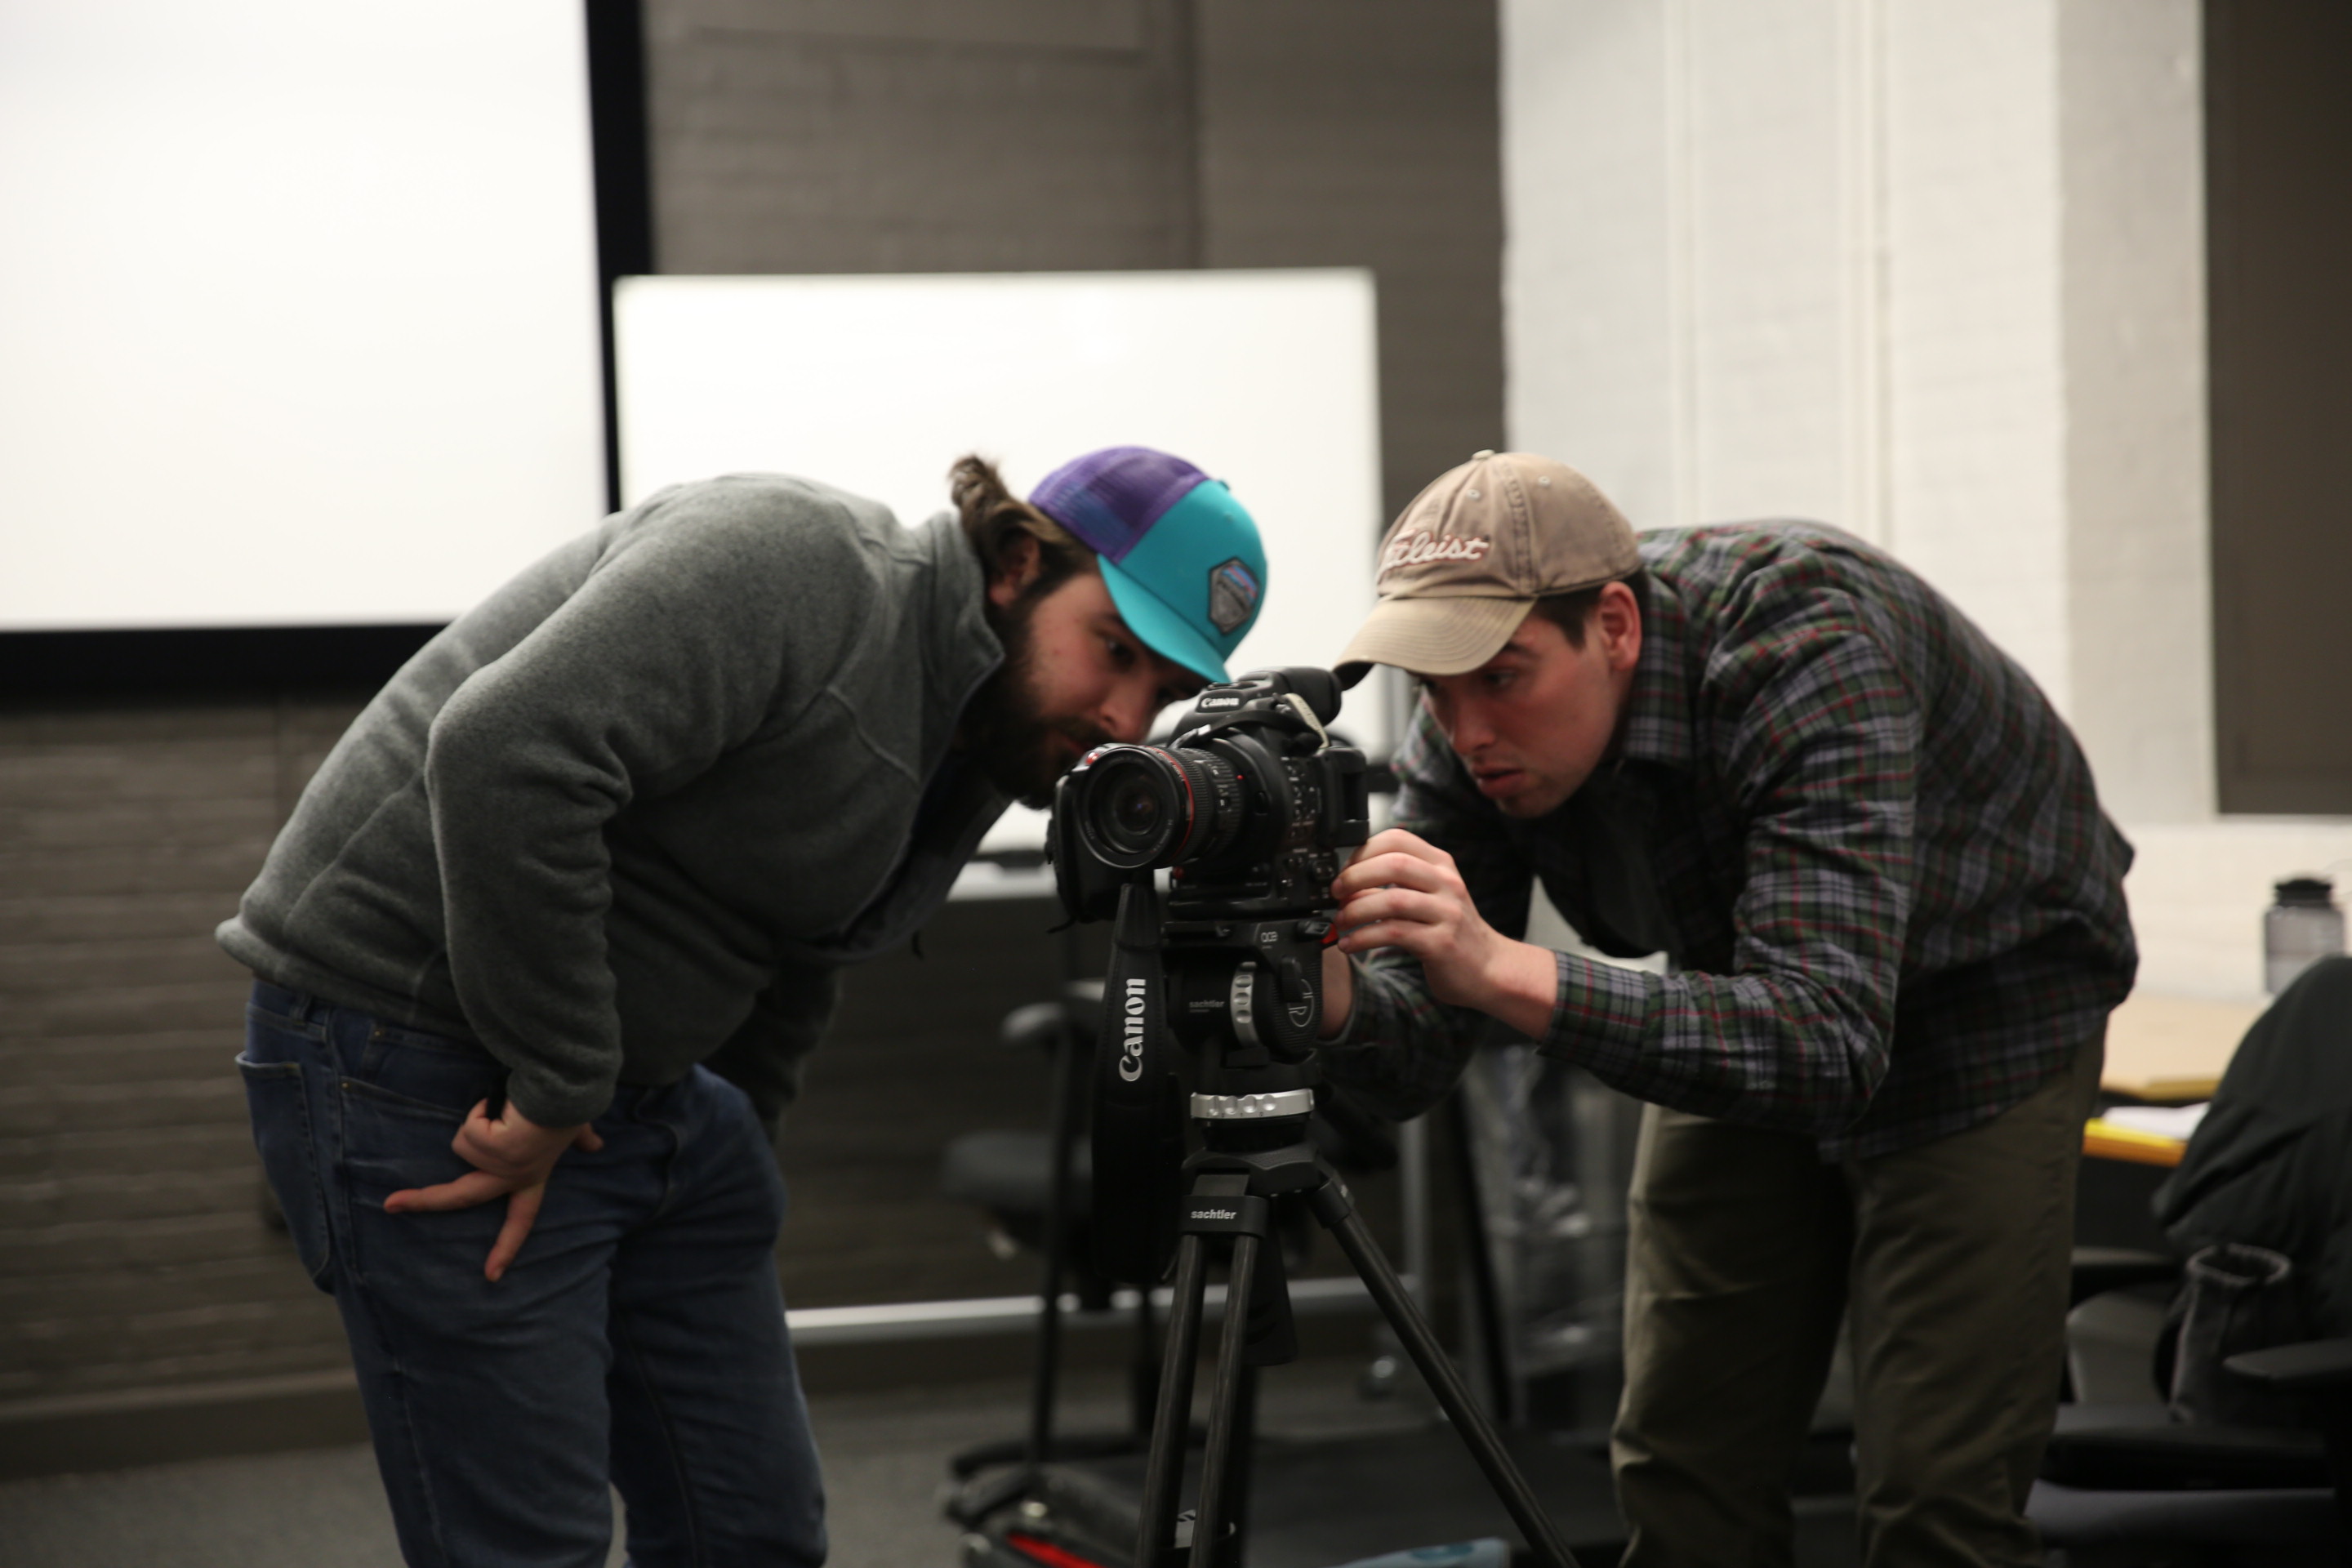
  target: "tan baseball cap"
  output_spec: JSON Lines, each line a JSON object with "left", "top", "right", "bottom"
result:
{"left": 1336, "top": 451, "right": 1639, "bottom": 682}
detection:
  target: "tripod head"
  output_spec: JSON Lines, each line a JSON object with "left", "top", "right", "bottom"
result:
{"left": 1046, "top": 667, "right": 1370, "bottom": 1286}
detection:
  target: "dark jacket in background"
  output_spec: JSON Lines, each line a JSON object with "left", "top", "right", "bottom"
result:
{"left": 2157, "top": 956, "right": 2352, "bottom": 1337}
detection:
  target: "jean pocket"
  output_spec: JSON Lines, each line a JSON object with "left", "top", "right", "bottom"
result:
{"left": 245, "top": 1001, "right": 328, "bottom": 1041}
{"left": 339, "top": 1075, "right": 505, "bottom": 1202}
{"left": 236, "top": 1053, "right": 334, "bottom": 1292}
{"left": 363, "top": 1018, "right": 484, "bottom": 1058}
{"left": 340, "top": 1076, "right": 513, "bottom": 1281}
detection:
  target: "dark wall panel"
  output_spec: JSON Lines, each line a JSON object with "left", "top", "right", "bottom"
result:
{"left": 2207, "top": 0, "right": 2352, "bottom": 813}
{"left": 648, "top": 0, "right": 1200, "bottom": 273}
{"left": 1196, "top": 0, "right": 1505, "bottom": 519}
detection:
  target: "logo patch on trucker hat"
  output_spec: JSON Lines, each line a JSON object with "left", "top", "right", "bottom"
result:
{"left": 1207, "top": 557, "right": 1261, "bottom": 635}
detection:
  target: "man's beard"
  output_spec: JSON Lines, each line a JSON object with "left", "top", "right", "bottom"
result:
{"left": 963, "top": 588, "right": 1114, "bottom": 808}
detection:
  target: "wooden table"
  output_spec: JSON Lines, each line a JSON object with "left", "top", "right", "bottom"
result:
{"left": 2100, "top": 991, "right": 2265, "bottom": 1102}
{"left": 2080, "top": 990, "right": 2266, "bottom": 1166}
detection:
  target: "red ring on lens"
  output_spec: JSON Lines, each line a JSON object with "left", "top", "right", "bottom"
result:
{"left": 1142, "top": 746, "right": 1199, "bottom": 855}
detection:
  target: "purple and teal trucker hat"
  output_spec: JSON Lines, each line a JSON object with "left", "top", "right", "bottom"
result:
{"left": 1028, "top": 447, "right": 1267, "bottom": 683}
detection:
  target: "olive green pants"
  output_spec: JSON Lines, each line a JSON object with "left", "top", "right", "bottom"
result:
{"left": 1611, "top": 1031, "right": 2104, "bottom": 1567}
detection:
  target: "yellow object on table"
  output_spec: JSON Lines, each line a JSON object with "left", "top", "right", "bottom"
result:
{"left": 2082, "top": 1118, "right": 2187, "bottom": 1167}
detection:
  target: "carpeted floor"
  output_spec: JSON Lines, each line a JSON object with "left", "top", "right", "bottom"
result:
{"left": 0, "top": 1356, "right": 1438, "bottom": 1568}
{"left": 0, "top": 1353, "right": 1878, "bottom": 1568}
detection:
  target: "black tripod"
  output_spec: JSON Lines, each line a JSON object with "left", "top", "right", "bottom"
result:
{"left": 1102, "top": 883, "right": 1582, "bottom": 1568}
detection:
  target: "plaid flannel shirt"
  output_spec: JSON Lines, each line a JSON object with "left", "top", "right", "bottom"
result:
{"left": 1320, "top": 523, "right": 2137, "bottom": 1162}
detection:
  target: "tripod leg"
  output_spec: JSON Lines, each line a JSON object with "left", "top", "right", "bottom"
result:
{"left": 1221, "top": 1360, "right": 1260, "bottom": 1568}
{"left": 1189, "top": 1232, "right": 1263, "bottom": 1568}
{"left": 1129, "top": 1285, "right": 1160, "bottom": 1441}
{"left": 1310, "top": 1183, "right": 1582, "bottom": 1568}
{"left": 1135, "top": 1233, "right": 1210, "bottom": 1568}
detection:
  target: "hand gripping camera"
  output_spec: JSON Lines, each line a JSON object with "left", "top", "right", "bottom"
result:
{"left": 1047, "top": 667, "right": 1369, "bottom": 1285}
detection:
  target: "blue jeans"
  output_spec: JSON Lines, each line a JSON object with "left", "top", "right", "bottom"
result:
{"left": 237, "top": 982, "right": 826, "bottom": 1568}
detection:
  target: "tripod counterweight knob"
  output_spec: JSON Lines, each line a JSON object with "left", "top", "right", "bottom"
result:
{"left": 1224, "top": 951, "right": 1320, "bottom": 1060}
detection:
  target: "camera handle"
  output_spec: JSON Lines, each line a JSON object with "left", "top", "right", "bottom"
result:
{"left": 1132, "top": 1116, "right": 1581, "bottom": 1568}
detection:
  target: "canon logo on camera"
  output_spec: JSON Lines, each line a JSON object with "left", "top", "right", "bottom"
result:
{"left": 1118, "top": 976, "right": 1149, "bottom": 1081}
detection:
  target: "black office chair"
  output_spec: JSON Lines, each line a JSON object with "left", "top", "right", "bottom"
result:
{"left": 2036, "top": 1265, "right": 2350, "bottom": 1559}
{"left": 941, "top": 989, "right": 1114, "bottom": 1306}
{"left": 2031, "top": 959, "right": 2352, "bottom": 1561}
{"left": 937, "top": 981, "right": 1174, "bottom": 1490}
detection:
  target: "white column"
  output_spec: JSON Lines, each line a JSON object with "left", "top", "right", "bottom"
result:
{"left": 1881, "top": 0, "right": 2071, "bottom": 708}
{"left": 1502, "top": 0, "right": 1677, "bottom": 527}
{"left": 1502, "top": 0, "right": 2352, "bottom": 1002}
{"left": 2056, "top": 0, "right": 2213, "bottom": 823}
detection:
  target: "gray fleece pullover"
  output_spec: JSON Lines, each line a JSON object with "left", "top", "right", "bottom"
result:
{"left": 217, "top": 474, "right": 1012, "bottom": 1129}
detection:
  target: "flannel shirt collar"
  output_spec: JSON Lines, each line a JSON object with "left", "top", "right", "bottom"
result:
{"left": 1615, "top": 572, "right": 1696, "bottom": 773}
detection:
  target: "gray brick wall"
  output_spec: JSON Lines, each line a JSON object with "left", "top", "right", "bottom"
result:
{"left": 648, "top": 0, "right": 1203, "bottom": 274}
{"left": 0, "top": 700, "right": 360, "bottom": 1407}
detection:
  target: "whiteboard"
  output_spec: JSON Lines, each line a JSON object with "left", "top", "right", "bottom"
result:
{"left": 614, "top": 270, "right": 1392, "bottom": 851}
{"left": 0, "top": 0, "right": 607, "bottom": 630}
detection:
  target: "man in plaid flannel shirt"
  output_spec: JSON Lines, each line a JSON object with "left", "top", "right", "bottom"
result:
{"left": 1316, "top": 451, "right": 2135, "bottom": 1566}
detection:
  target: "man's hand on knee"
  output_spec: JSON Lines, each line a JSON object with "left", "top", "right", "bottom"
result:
{"left": 385, "top": 1101, "right": 604, "bottom": 1283}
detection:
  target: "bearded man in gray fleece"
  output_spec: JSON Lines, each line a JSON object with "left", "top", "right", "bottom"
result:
{"left": 219, "top": 447, "right": 1270, "bottom": 1568}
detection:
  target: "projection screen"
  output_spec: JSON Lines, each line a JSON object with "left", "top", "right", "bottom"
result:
{"left": 0, "top": 0, "right": 607, "bottom": 631}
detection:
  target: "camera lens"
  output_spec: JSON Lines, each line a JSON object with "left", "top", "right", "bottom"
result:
{"left": 1072, "top": 744, "right": 1244, "bottom": 871}
{"left": 1077, "top": 749, "right": 1183, "bottom": 869}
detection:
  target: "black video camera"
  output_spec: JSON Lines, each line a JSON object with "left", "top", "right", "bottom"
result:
{"left": 1045, "top": 667, "right": 1371, "bottom": 1284}
{"left": 1049, "top": 666, "right": 1370, "bottom": 928}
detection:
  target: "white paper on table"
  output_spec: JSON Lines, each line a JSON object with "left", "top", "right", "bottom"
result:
{"left": 2099, "top": 1102, "right": 2210, "bottom": 1140}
